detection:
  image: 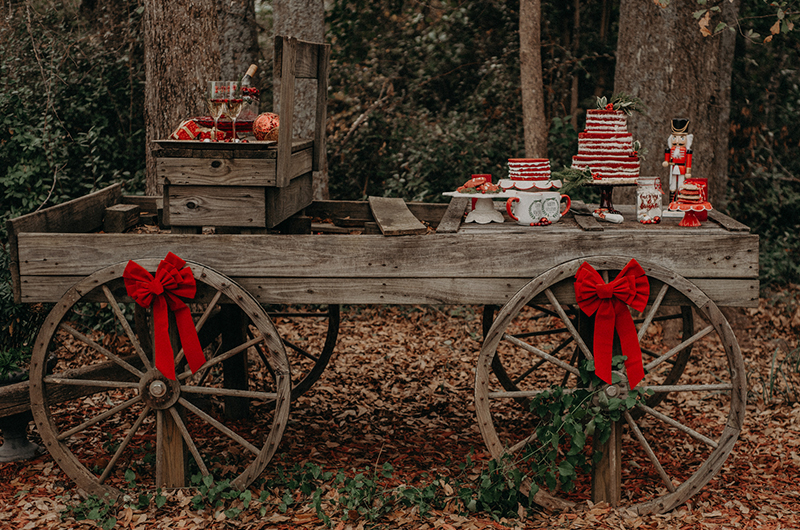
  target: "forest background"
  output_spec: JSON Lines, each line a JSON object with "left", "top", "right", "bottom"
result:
{"left": 0, "top": 0, "right": 799, "bottom": 366}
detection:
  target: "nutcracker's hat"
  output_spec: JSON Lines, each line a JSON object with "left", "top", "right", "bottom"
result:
{"left": 671, "top": 118, "right": 690, "bottom": 134}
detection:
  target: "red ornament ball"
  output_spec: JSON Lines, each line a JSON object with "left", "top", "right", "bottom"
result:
{"left": 253, "top": 112, "right": 280, "bottom": 141}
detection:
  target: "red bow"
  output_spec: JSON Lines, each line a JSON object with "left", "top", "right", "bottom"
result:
{"left": 574, "top": 260, "right": 649, "bottom": 388}
{"left": 123, "top": 252, "right": 205, "bottom": 380}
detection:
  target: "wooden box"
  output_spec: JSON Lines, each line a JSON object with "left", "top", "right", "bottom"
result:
{"left": 153, "top": 139, "right": 314, "bottom": 229}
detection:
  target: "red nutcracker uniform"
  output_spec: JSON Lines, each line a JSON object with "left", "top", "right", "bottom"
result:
{"left": 662, "top": 118, "right": 693, "bottom": 200}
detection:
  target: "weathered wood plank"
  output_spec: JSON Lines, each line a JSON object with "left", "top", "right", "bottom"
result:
{"left": 275, "top": 37, "right": 322, "bottom": 79}
{"left": 158, "top": 158, "right": 278, "bottom": 187}
{"left": 156, "top": 148, "right": 311, "bottom": 187}
{"left": 152, "top": 139, "right": 311, "bottom": 158}
{"left": 18, "top": 275, "right": 759, "bottom": 307}
{"left": 7, "top": 184, "right": 123, "bottom": 303}
{"left": 368, "top": 197, "right": 428, "bottom": 236}
{"left": 305, "top": 201, "right": 448, "bottom": 226}
{"left": 104, "top": 204, "right": 140, "bottom": 233}
{"left": 165, "top": 186, "right": 266, "bottom": 227}
{"left": 708, "top": 209, "right": 751, "bottom": 232}
{"left": 266, "top": 172, "right": 313, "bottom": 228}
{"left": 16, "top": 232, "right": 759, "bottom": 280}
{"left": 573, "top": 213, "right": 604, "bottom": 231}
{"left": 122, "top": 195, "right": 162, "bottom": 213}
{"left": 436, "top": 197, "right": 469, "bottom": 233}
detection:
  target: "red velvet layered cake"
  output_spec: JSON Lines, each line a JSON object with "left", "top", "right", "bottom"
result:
{"left": 571, "top": 109, "right": 640, "bottom": 182}
{"left": 499, "top": 158, "right": 562, "bottom": 191}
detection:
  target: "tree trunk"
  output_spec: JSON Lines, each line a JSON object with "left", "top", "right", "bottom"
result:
{"left": 614, "top": 0, "right": 739, "bottom": 207}
{"left": 143, "top": 0, "right": 220, "bottom": 196}
{"left": 218, "top": 0, "right": 260, "bottom": 81}
{"left": 519, "top": 0, "right": 547, "bottom": 158}
{"left": 273, "top": 0, "right": 328, "bottom": 200}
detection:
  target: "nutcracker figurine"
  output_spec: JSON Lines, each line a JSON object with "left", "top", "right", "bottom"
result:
{"left": 662, "top": 118, "right": 693, "bottom": 202}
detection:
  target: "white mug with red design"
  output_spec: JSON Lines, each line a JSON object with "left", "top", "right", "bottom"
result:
{"left": 506, "top": 191, "right": 571, "bottom": 226}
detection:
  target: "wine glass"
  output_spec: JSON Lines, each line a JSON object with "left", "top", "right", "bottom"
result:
{"left": 225, "top": 81, "right": 244, "bottom": 141}
{"left": 206, "top": 81, "right": 229, "bottom": 142}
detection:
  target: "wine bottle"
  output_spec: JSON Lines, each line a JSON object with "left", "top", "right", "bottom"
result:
{"left": 240, "top": 64, "right": 260, "bottom": 121}
{"left": 241, "top": 64, "right": 258, "bottom": 88}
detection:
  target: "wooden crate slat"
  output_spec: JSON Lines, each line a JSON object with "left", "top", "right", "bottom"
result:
{"left": 158, "top": 158, "right": 278, "bottom": 187}
{"left": 166, "top": 186, "right": 266, "bottom": 227}
{"left": 18, "top": 275, "right": 758, "bottom": 307}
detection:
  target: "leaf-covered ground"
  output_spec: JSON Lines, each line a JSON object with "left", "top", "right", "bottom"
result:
{"left": 1, "top": 298, "right": 799, "bottom": 529}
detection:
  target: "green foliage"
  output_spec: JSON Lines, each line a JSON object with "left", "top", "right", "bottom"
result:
{"left": 190, "top": 473, "right": 253, "bottom": 519}
{"left": 61, "top": 493, "right": 118, "bottom": 530}
{"left": 0, "top": 1, "right": 145, "bottom": 373}
{"left": 521, "top": 356, "right": 650, "bottom": 494}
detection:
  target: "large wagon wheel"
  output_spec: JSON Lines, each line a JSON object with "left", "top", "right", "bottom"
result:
{"left": 29, "top": 260, "right": 291, "bottom": 499}
{"left": 475, "top": 256, "right": 745, "bottom": 515}
{"left": 482, "top": 303, "right": 693, "bottom": 412}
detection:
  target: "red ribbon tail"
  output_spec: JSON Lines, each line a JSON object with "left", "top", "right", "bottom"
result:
{"left": 173, "top": 304, "right": 206, "bottom": 374}
{"left": 593, "top": 308, "right": 615, "bottom": 385}
{"left": 615, "top": 301, "right": 645, "bottom": 388}
{"left": 152, "top": 297, "right": 177, "bottom": 380}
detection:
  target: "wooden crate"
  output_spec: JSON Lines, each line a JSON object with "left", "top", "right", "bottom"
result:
{"left": 153, "top": 139, "right": 314, "bottom": 229}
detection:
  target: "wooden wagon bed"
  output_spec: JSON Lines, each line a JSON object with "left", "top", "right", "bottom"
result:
{"left": 8, "top": 184, "right": 758, "bottom": 308}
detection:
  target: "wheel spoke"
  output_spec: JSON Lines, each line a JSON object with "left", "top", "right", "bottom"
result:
{"left": 167, "top": 406, "right": 210, "bottom": 477}
{"left": 644, "top": 325, "right": 714, "bottom": 372}
{"left": 43, "top": 376, "right": 139, "bottom": 389}
{"left": 488, "top": 387, "right": 585, "bottom": 400}
{"left": 179, "top": 397, "right": 260, "bottom": 455}
{"left": 57, "top": 395, "right": 143, "bottom": 441}
{"left": 637, "top": 283, "right": 670, "bottom": 342}
{"left": 178, "top": 335, "right": 264, "bottom": 381}
{"left": 282, "top": 338, "right": 320, "bottom": 362}
{"left": 641, "top": 383, "right": 733, "bottom": 393}
{"left": 623, "top": 410, "right": 676, "bottom": 493}
{"left": 512, "top": 336, "right": 575, "bottom": 386}
{"left": 544, "top": 288, "right": 593, "bottom": 362}
{"left": 98, "top": 405, "right": 151, "bottom": 484}
{"left": 635, "top": 403, "right": 718, "bottom": 449}
{"left": 502, "top": 333, "right": 581, "bottom": 377}
{"left": 58, "top": 323, "right": 144, "bottom": 378}
{"left": 182, "top": 385, "right": 278, "bottom": 401}
{"left": 102, "top": 285, "right": 152, "bottom": 371}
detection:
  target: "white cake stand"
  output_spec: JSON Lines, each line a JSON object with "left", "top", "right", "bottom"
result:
{"left": 442, "top": 191, "right": 519, "bottom": 224}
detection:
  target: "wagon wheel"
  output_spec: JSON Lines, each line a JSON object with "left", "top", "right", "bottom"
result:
{"left": 475, "top": 256, "right": 745, "bottom": 515}
{"left": 482, "top": 303, "right": 693, "bottom": 412}
{"left": 29, "top": 260, "right": 291, "bottom": 499}
{"left": 189, "top": 304, "right": 339, "bottom": 404}
{"left": 266, "top": 305, "right": 339, "bottom": 402}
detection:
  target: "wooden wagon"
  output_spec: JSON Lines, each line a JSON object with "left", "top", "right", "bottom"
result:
{"left": 6, "top": 173, "right": 758, "bottom": 515}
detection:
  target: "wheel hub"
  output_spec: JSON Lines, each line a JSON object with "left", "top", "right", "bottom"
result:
{"left": 139, "top": 371, "right": 181, "bottom": 409}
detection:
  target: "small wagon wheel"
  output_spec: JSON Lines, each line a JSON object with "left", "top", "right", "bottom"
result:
{"left": 29, "top": 260, "right": 291, "bottom": 499}
{"left": 475, "top": 256, "right": 745, "bottom": 514}
{"left": 266, "top": 304, "right": 339, "bottom": 402}
{"left": 482, "top": 303, "right": 693, "bottom": 412}
{"left": 188, "top": 304, "right": 339, "bottom": 404}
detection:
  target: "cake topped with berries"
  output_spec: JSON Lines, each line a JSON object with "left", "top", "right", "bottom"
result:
{"left": 571, "top": 96, "right": 642, "bottom": 183}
